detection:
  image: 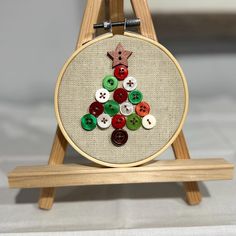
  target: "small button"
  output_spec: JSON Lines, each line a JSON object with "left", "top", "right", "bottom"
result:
{"left": 111, "top": 129, "right": 128, "bottom": 146}
{"left": 81, "top": 114, "right": 97, "bottom": 131}
{"left": 113, "top": 88, "right": 128, "bottom": 104}
{"left": 142, "top": 114, "right": 156, "bottom": 129}
{"left": 102, "top": 75, "right": 118, "bottom": 91}
{"left": 95, "top": 88, "right": 110, "bottom": 103}
{"left": 89, "top": 101, "right": 104, "bottom": 117}
{"left": 128, "top": 90, "right": 143, "bottom": 105}
{"left": 114, "top": 65, "right": 128, "bottom": 80}
{"left": 123, "top": 76, "right": 137, "bottom": 91}
{"left": 135, "top": 101, "right": 150, "bottom": 117}
{"left": 126, "top": 113, "right": 142, "bottom": 131}
{"left": 97, "top": 113, "right": 111, "bottom": 129}
{"left": 120, "top": 102, "right": 134, "bottom": 116}
{"left": 112, "top": 114, "right": 126, "bottom": 129}
{"left": 104, "top": 100, "right": 119, "bottom": 116}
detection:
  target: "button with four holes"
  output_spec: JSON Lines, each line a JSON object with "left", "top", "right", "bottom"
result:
{"left": 120, "top": 102, "right": 134, "bottom": 116}
{"left": 102, "top": 75, "right": 118, "bottom": 91}
{"left": 95, "top": 88, "right": 110, "bottom": 103}
{"left": 112, "top": 114, "right": 126, "bottom": 129}
{"left": 123, "top": 76, "right": 137, "bottom": 91}
{"left": 126, "top": 113, "right": 142, "bottom": 131}
{"left": 114, "top": 65, "right": 128, "bottom": 80}
{"left": 89, "top": 101, "right": 104, "bottom": 117}
{"left": 104, "top": 100, "right": 119, "bottom": 116}
{"left": 135, "top": 101, "right": 150, "bottom": 117}
{"left": 81, "top": 114, "right": 97, "bottom": 131}
{"left": 142, "top": 114, "right": 156, "bottom": 129}
{"left": 128, "top": 90, "right": 143, "bottom": 105}
{"left": 111, "top": 129, "right": 128, "bottom": 146}
{"left": 113, "top": 88, "right": 128, "bottom": 104}
{"left": 97, "top": 113, "right": 111, "bottom": 129}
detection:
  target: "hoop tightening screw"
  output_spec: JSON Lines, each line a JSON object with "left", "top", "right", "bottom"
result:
{"left": 94, "top": 18, "right": 140, "bottom": 30}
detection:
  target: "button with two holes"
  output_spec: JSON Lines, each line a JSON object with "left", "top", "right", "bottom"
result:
{"left": 81, "top": 114, "right": 97, "bottom": 131}
{"left": 113, "top": 88, "right": 128, "bottom": 104}
{"left": 112, "top": 114, "right": 126, "bottom": 129}
{"left": 142, "top": 114, "right": 156, "bottom": 129}
{"left": 89, "top": 101, "right": 104, "bottom": 117}
{"left": 128, "top": 90, "right": 143, "bottom": 105}
{"left": 104, "top": 100, "right": 119, "bottom": 116}
{"left": 120, "top": 102, "right": 134, "bottom": 116}
{"left": 102, "top": 75, "right": 118, "bottom": 91}
{"left": 126, "top": 113, "right": 142, "bottom": 130}
{"left": 114, "top": 65, "right": 128, "bottom": 80}
{"left": 111, "top": 129, "right": 128, "bottom": 146}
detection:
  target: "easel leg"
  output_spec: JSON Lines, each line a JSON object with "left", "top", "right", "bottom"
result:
{"left": 38, "top": 127, "right": 67, "bottom": 209}
{"left": 38, "top": 0, "right": 104, "bottom": 210}
{"left": 172, "top": 131, "right": 202, "bottom": 204}
{"left": 131, "top": 0, "right": 201, "bottom": 205}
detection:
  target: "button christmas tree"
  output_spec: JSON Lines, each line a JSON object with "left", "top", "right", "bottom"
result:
{"left": 81, "top": 43, "right": 156, "bottom": 146}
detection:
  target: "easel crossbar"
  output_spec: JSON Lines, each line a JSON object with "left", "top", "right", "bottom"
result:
{"left": 8, "top": 159, "right": 234, "bottom": 189}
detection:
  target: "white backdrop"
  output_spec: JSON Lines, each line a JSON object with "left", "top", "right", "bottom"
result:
{"left": 1, "top": 1, "right": 236, "bottom": 235}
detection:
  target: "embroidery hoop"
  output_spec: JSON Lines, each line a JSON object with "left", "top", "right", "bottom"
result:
{"left": 54, "top": 32, "right": 189, "bottom": 167}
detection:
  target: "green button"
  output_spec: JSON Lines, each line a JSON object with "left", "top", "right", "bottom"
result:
{"left": 81, "top": 114, "right": 97, "bottom": 131}
{"left": 104, "top": 100, "right": 119, "bottom": 116}
{"left": 128, "top": 90, "right": 143, "bottom": 105}
{"left": 126, "top": 113, "right": 142, "bottom": 130}
{"left": 103, "top": 75, "right": 118, "bottom": 91}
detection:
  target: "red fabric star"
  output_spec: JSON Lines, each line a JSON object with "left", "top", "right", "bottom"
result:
{"left": 107, "top": 43, "right": 132, "bottom": 68}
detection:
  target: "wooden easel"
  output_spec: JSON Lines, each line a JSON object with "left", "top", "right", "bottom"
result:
{"left": 8, "top": 0, "right": 234, "bottom": 210}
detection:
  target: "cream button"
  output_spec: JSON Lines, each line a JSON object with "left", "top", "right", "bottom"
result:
{"left": 120, "top": 102, "right": 134, "bottom": 116}
{"left": 95, "top": 88, "right": 110, "bottom": 103}
{"left": 122, "top": 76, "right": 137, "bottom": 91}
{"left": 97, "top": 113, "right": 111, "bottom": 129}
{"left": 142, "top": 114, "right": 156, "bottom": 129}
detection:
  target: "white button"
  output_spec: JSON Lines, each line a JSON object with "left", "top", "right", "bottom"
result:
{"left": 142, "top": 114, "right": 156, "bottom": 129}
{"left": 122, "top": 76, "right": 137, "bottom": 91}
{"left": 120, "top": 102, "right": 134, "bottom": 116}
{"left": 95, "top": 88, "right": 110, "bottom": 103}
{"left": 97, "top": 113, "right": 111, "bottom": 129}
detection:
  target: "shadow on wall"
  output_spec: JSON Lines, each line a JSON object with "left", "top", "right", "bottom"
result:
{"left": 128, "top": 13, "right": 236, "bottom": 54}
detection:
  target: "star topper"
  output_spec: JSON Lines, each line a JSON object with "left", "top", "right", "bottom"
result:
{"left": 107, "top": 43, "right": 132, "bottom": 68}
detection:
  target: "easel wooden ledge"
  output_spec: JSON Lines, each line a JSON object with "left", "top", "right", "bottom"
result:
{"left": 8, "top": 0, "right": 234, "bottom": 210}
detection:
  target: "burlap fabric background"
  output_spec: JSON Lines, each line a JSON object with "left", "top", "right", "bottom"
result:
{"left": 56, "top": 33, "right": 187, "bottom": 165}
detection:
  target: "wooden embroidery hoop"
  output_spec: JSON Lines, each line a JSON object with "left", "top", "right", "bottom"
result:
{"left": 8, "top": 0, "right": 234, "bottom": 210}
{"left": 54, "top": 32, "right": 189, "bottom": 167}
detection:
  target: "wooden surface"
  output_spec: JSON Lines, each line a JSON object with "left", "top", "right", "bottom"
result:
{"left": 172, "top": 131, "right": 202, "bottom": 204}
{"left": 131, "top": 0, "right": 202, "bottom": 205}
{"left": 109, "top": 0, "right": 124, "bottom": 35}
{"left": 38, "top": 0, "right": 104, "bottom": 210}
{"left": 131, "top": 0, "right": 158, "bottom": 41}
{"left": 76, "top": 0, "right": 103, "bottom": 48}
{"left": 8, "top": 159, "right": 234, "bottom": 188}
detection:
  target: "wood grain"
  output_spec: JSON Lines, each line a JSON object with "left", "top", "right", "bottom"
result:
{"left": 38, "top": 127, "right": 67, "bottom": 209}
{"left": 172, "top": 131, "right": 202, "bottom": 205}
{"left": 9, "top": 159, "right": 234, "bottom": 188}
{"left": 131, "top": 0, "right": 201, "bottom": 205}
{"left": 38, "top": 0, "right": 104, "bottom": 210}
{"left": 109, "top": 0, "right": 124, "bottom": 35}
{"left": 131, "top": 0, "right": 158, "bottom": 41}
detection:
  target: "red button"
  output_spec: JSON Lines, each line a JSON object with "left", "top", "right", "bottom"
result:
{"left": 112, "top": 114, "right": 126, "bottom": 129}
{"left": 135, "top": 101, "right": 150, "bottom": 117}
{"left": 89, "top": 101, "right": 104, "bottom": 117}
{"left": 113, "top": 88, "right": 128, "bottom": 104}
{"left": 114, "top": 65, "right": 128, "bottom": 80}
